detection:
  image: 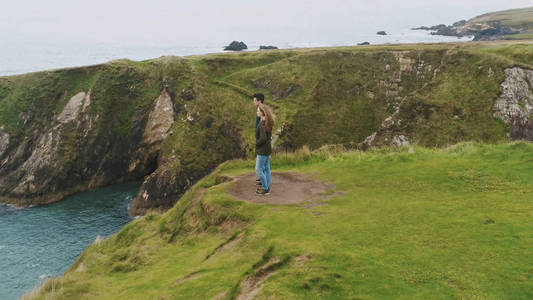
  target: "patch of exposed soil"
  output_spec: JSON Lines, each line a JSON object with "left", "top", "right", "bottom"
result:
{"left": 236, "top": 257, "right": 283, "bottom": 300}
{"left": 184, "top": 188, "right": 205, "bottom": 218}
{"left": 205, "top": 232, "right": 245, "bottom": 260}
{"left": 174, "top": 272, "right": 203, "bottom": 286}
{"left": 227, "top": 172, "right": 337, "bottom": 205}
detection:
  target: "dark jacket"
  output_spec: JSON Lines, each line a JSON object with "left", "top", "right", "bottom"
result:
{"left": 255, "top": 116, "right": 260, "bottom": 140}
{"left": 255, "top": 119, "right": 272, "bottom": 156}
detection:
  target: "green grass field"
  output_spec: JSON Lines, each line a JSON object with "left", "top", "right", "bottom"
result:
{"left": 25, "top": 142, "right": 533, "bottom": 299}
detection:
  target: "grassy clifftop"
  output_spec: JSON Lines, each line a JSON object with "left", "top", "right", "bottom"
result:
{"left": 1, "top": 40, "right": 533, "bottom": 212}
{"left": 25, "top": 142, "right": 533, "bottom": 299}
{"left": 471, "top": 7, "right": 533, "bottom": 26}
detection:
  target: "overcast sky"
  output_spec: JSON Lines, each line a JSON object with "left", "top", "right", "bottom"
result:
{"left": 1, "top": 1, "right": 532, "bottom": 45}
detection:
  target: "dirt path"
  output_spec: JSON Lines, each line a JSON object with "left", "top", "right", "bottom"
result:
{"left": 227, "top": 172, "right": 338, "bottom": 205}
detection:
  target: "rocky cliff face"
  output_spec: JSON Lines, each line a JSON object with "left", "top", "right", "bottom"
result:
{"left": 0, "top": 85, "right": 165, "bottom": 206}
{"left": 128, "top": 89, "right": 175, "bottom": 175}
{"left": 128, "top": 86, "right": 247, "bottom": 215}
{"left": 0, "top": 126, "right": 9, "bottom": 158}
{"left": 0, "top": 60, "right": 194, "bottom": 207}
{"left": 363, "top": 65, "right": 533, "bottom": 149}
{"left": 493, "top": 67, "right": 533, "bottom": 140}
{"left": 0, "top": 91, "right": 93, "bottom": 205}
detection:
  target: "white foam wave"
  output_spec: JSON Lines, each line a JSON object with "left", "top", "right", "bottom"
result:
{"left": 39, "top": 273, "right": 53, "bottom": 280}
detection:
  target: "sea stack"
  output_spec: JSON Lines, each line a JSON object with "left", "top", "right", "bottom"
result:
{"left": 224, "top": 41, "right": 248, "bottom": 51}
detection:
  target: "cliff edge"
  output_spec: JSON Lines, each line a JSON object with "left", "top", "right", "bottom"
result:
{"left": 2, "top": 42, "right": 533, "bottom": 215}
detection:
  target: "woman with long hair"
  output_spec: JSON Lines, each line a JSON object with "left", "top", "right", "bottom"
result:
{"left": 255, "top": 104, "right": 274, "bottom": 195}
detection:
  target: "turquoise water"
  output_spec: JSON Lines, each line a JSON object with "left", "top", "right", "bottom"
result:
{"left": 0, "top": 182, "right": 140, "bottom": 300}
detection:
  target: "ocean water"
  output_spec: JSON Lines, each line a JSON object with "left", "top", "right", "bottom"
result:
{"left": 0, "top": 182, "right": 139, "bottom": 300}
{"left": 0, "top": 30, "right": 470, "bottom": 76}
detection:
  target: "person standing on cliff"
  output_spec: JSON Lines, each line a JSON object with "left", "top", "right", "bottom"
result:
{"left": 253, "top": 93, "right": 265, "bottom": 187}
{"left": 255, "top": 103, "right": 274, "bottom": 195}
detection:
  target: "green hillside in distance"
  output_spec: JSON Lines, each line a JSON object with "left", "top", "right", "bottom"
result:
{"left": 470, "top": 6, "right": 533, "bottom": 39}
{"left": 23, "top": 142, "right": 533, "bottom": 299}
{"left": 414, "top": 6, "right": 533, "bottom": 40}
{"left": 471, "top": 6, "right": 533, "bottom": 28}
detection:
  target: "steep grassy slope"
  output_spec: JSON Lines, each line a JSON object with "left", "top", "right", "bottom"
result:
{"left": 1, "top": 41, "right": 533, "bottom": 213}
{"left": 472, "top": 6, "right": 533, "bottom": 25}
{"left": 129, "top": 41, "right": 533, "bottom": 214}
{"left": 219, "top": 46, "right": 507, "bottom": 148}
{"left": 24, "top": 142, "right": 533, "bottom": 299}
{"left": 0, "top": 58, "right": 197, "bottom": 206}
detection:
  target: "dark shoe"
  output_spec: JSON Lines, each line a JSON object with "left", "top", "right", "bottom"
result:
{"left": 255, "top": 188, "right": 270, "bottom": 196}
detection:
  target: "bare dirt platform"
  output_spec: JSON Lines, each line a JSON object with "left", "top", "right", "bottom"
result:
{"left": 227, "top": 172, "right": 339, "bottom": 205}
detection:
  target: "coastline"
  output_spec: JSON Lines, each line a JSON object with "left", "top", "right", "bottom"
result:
{"left": 0, "top": 30, "right": 468, "bottom": 77}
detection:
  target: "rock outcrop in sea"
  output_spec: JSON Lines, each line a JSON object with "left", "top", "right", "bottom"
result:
{"left": 259, "top": 45, "right": 278, "bottom": 50}
{"left": 224, "top": 41, "right": 248, "bottom": 51}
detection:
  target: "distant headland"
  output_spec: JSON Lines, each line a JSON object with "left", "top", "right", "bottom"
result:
{"left": 413, "top": 6, "right": 533, "bottom": 41}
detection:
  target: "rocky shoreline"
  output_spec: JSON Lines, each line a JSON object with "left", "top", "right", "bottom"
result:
{"left": 413, "top": 21, "right": 520, "bottom": 41}
{"left": 412, "top": 7, "right": 532, "bottom": 41}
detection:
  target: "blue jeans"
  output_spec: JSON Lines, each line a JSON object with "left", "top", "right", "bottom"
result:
{"left": 256, "top": 155, "right": 271, "bottom": 191}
